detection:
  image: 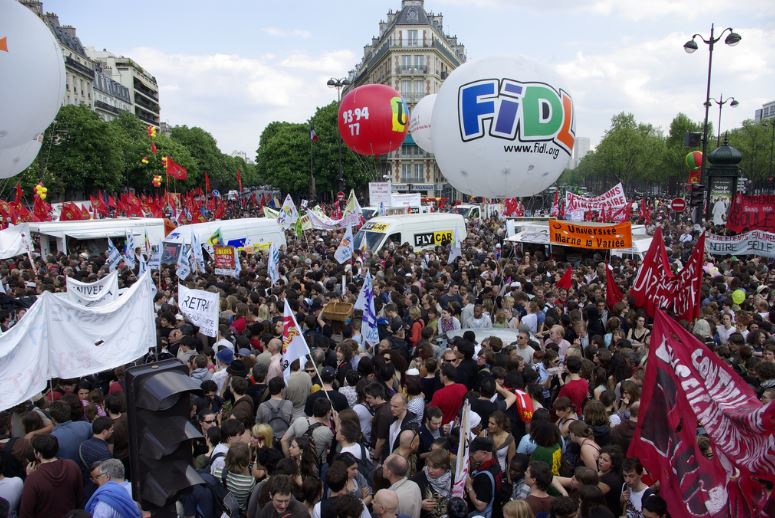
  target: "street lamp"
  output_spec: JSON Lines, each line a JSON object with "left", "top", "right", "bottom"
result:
{"left": 707, "top": 94, "right": 739, "bottom": 146}
{"left": 684, "top": 23, "right": 741, "bottom": 222}
{"left": 327, "top": 77, "right": 351, "bottom": 193}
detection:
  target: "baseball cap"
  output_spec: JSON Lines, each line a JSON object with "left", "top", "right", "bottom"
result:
{"left": 216, "top": 347, "right": 234, "bottom": 366}
{"left": 469, "top": 411, "right": 482, "bottom": 429}
{"left": 238, "top": 348, "right": 253, "bottom": 358}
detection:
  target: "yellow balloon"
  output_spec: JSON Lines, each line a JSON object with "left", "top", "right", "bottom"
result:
{"left": 39, "top": 193, "right": 46, "bottom": 200}
{"left": 731, "top": 289, "right": 745, "bottom": 305}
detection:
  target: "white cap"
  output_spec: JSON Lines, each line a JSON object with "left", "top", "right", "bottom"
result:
{"left": 469, "top": 411, "right": 481, "bottom": 429}
{"left": 214, "top": 338, "right": 234, "bottom": 351}
{"left": 406, "top": 368, "right": 420, "bottom": 376}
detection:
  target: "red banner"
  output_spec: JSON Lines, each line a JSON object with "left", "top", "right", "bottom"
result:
{"left": 605, "top": 263, "right": 623, "bottom": 310}
{"left": 726, "top": 193, "right": 775, "bottom": 233}
{"left": 630, "top": 310, "right": 774, "bottom": 517}
{"left": 630, "top": 227, "right": 703, "bottom": 321}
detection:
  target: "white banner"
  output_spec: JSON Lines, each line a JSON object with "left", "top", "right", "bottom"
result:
{"left": 705, "top": 230, "right": 775, "bottom": 258}
{"left": 334, "top": 226, "right": 354, "bottom": 264}
{"left": 565, "top": 183, "right": 627, "bottom": 212}
{"left": 0, "top": 272, "right": 156, "bottom": 411}
{"left": 64, "top": 271, "right": 119, "bottom": 307}
{"left": 451, "top": 400, "right": 471, "bottom": 498}
{"left": 391, "top": 193, "right": 422, "bottom": 208}
{"left": 0, "top": 224, "right": 32, "bottom": 260}
{"left": 369, "top": 182, "right": 392, "bottom": 208}
{"left": 177, "top": 284, "right": 219, "bottom": 337}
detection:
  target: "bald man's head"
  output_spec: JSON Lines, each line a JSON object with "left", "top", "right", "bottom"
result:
{"left": 373, "top": 489, "right": 399, "bottom": 517}
{"left": 384, "top": 453, "right": 408, "bottom": 481}
{"left": 399, "top": 429, "right": 418, "bottom": 450}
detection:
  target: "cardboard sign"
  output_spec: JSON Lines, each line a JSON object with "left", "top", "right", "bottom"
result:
{"left": 213, "top": 245, "right": 236, "bottom": 275}
{"left": 548, "top": 219, "right": 632, "bottom": 249}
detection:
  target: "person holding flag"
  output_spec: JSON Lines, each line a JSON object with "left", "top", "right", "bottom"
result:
{"left": 123, "top": 233, "right": 136, "bottom": 270}
{"left": 106, "top": 238, "right": 122, "bottom": 272}
{"left": 334, "top": 226, "right": 354, "bottom": 264}
{"left": 281, "top": 300, "right": 311, "bottom": 381}
{"left": 354, "top": 270, "right": 379, "bottom": 348}
{"left": 268, "top": 242, "right": 280, "bottom": 286}
{"left": 176, "top": 244, "right": 191, "bottom": 280}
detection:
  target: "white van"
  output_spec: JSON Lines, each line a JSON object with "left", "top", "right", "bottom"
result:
{"left": 353, "top": 213, "right": 466, "bottom": 253}
{"left": 161, "top": 217, "right": 286, "bottom": 264}
{"left": 28, "top": 218, "right": 165, "bottom": 257}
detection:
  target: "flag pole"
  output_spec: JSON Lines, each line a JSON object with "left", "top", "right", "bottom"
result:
{"left": 305, "top": 349, "right": 332, "bottom": 406}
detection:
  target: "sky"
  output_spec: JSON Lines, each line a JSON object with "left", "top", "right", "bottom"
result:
{"left": 42, "top": 0, "right": 775, "bottom": 158}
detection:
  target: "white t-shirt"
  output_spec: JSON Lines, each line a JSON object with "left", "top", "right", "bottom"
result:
{"left": 0, "top": 476, "right": 23, "bottom": 518}
{"left": 209, "top": 443, "right": 229, "bottom": 475}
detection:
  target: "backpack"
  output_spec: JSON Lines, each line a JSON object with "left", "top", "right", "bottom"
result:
{"left": 355, "top": 443, "right": 376, "bottom": 486}
{"left": 195, "top": 468, "right": 242, "bottom": 518}
{"left": 472, "top": 467, "right": 509, "bottom": 518}
{"left": 265, "top": 400, "right": 291, "bottom": 439}
{"left": 202, "top": 451, "right": 225, "bottom": 472}
{"left": 305, "top": 420, "right": 337, "bottom": 467}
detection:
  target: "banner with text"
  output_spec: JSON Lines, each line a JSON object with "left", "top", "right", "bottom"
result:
{"left": 177, "top": 284, "right": 219, "bottom": 337}
{"left": 705, "top": 230, "right": 775, "bottom": 258}
{"left": 631, "top": 228, "right": 703, "bottom": 322}
{"left": 548, "top": 220, "right": 632, "bottom": 250}
{"left": 629, "top": 310, "right": 774, "bottom": 517}
{"left": 213, "top": 245, "right": 236, "bottom": 276}
{"left": 565, "top": 183, "right": 628, "bottom": 212}
{"left": 64, "top": 271, "right": 119, "bottom": 307}
{"left": 726, "top": 193, "right": 775, "bottom": 233}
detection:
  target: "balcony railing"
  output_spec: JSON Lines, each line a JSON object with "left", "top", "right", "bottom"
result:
{"left": 65, "top": 56, "right": 95, "bottom": 79}
{"left": 396, "top": 64, "right": 428, "bottom": 75}
{"left": 389, "top": 38, "right": 432, "bottom": 49}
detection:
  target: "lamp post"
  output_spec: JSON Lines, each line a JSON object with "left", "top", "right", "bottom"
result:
{"left": 327, "top": 77, "right": 350, "bottom": 193}
{"left": 707, "top": 94, "right": 739, "bottom": 146}
{"left": 684, "top": 24, "right": 741, "bottom": 222}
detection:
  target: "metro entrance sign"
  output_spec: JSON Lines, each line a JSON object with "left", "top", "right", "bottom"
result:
{"left": 671, "top": 198, "right": 687, "bottom": 212}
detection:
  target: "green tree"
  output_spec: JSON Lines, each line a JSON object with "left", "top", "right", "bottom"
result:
{"left": 170, "top": 126, "right": 229, "bottom": 189}
{"left": 658, "top": 113, "right": 703, "bottom": 186}
{"left": 255, "top": 122, "right": 309, "bottom": 194}
{"left": 727, "top": 119, "right": 775, "bottom": 183}
{"left": 23, "top": 105, "right": 125, "bottom": 198}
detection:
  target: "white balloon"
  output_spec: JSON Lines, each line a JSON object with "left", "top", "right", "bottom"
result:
{"left": 0, "top": 136, "right": 43, "bottom": 178}
{"left": 409, "top": 94, "right": 436, "bottom": 154}
{"left": 0, "top": 0, "right": 66, "bottom": 149}
{"left": 432, "top": 56, "right": 575, "bottom": 198}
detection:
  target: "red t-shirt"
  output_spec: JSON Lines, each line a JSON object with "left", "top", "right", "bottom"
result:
{"left": 431, "top": 382, "right": 468, "bottom": 424}
{"left": 558, "top": 378, "right": 589, "bottom": 415}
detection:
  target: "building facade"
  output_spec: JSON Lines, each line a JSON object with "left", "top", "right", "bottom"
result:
{"left": 571, "top": 137, "right": 591, "bottom": 169}
{"left": 92, "top": 66, "right": 132, "bottom": 121}
{"left": 21, "top": 1, "right": 95, "bottom": 108}
{"left": 345, "top": 0, "right": 466, "bottom": 198}
{"left": 86, "top": 49, "right": 161, "bottom": 128}
{"left": 755, "top": 101, "right": 775, "bottom": 122}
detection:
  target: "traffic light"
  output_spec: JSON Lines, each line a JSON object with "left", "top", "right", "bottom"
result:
{"left": 126, "top": 359, "right": 203, "bottom": 511}
{"left": 690, "top": 183, "right": 705, "bottom": 207}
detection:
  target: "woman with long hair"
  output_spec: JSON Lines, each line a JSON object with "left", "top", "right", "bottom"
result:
{"left": 485, "top": 411, "right": 515, "bottom": 474}
{"left": 583, "top": 400, "right": 610, "bottom": 447}
{"left": 503, "top": 500, "right": 536, "bottom": 518}
{"left": 287, "top": 435, "right": 318, "bottom": 478}
{"left": 212, "top": 442, "right": 256, "bottom": 512}
{"left": 334, "top": 454, "right": 373, "bottom": 505}
{"left": 626, "top": 314, "right": 650, "bottom": 347}
{"left": 596, "top": 445, "right": 624, "bottom": 516}
{"left": 528, "top": 418, "right": 563, "bottom": 476}
{"left": 568, "top": 421, "right": 601, "bottom": 471}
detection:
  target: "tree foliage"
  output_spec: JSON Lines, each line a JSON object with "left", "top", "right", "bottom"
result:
{"left": 14, "top": 105, "right": 257, "bottom": 201}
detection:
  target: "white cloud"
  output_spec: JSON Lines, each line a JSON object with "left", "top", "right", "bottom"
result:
{"left": 125, "top": 47, "right": 356, "bottom": 155}
{"left": 584, "top": 0, "right": 775, "bottom": 21}
{"left": 555, "top": 27, "right": 775, "bottom": 147}
{"left": 261, "top": 26, "right": 312, "bottom": 39}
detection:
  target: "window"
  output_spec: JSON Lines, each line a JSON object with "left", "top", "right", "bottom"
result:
{"left": 401, "top": 163, "right": 424, "bottom": 183}
{"left": 400, "top": 80, "right": 411, "bottom": 97}
{"left": 414, "top": 80, "right": 424, "bottom": 97}
{"left": 401, "top": 55, "right": 411, "bottom": 68}
{"left": 407, "top": 30, "right": 419, "bottom": 47}
{"left": 413, "top": 55, "right": 426, "bottom": 68}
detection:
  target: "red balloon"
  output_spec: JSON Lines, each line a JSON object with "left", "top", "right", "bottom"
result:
{"left": 338, "top": 84, "right": 409, "bottom": 155}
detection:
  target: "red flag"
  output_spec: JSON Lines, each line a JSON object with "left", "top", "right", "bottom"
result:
{"left": 204, "top": 173, "right": 211, "bottom": 197}
{"left": 605, "top": 263, "right": 623, "bottom": 310}
{"left": 550, "top": 191, "right": 559, "bottom": 217}
{"left": 556, "top": 266, "right": 573, "bottom": 290}
{"left": 236, "top": 168, "right": 243, "bottom": 192}
{"left": 629, "top": 310, "right": 774, "bottom": 517}
{"left": 631, "top": 228, "right": 705, "bottom": 321}
{"left": 107, "top": 195, "right": 116, "bottom": 209}
{"left": 150, "top": 141, "right": 157, "bottom": 154}
{"left": 641, "top": 198, "right": 651, "bottom": 225}
{"left": 59, "top": 202, "right": 83, "bottom": 221}
{"left": 163, "top": 156, "right": 188, "bottom": 181}
{"left": 14, "top": 182, "right": 22, "bottom": 205}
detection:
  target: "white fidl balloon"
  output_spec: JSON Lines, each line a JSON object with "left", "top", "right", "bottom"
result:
{"left": 0, "top": 135, "right": 43, "bottom": 178}
{"left": 432, "top": 56, "right": 575, "bottom": 198}
{"left": 409, "top": 94, "right": 436, "bottom": 154}
{"left": 0, "top": 0, "right": 66, "bottom": 149}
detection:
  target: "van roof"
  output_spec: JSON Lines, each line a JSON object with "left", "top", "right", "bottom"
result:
{"left": 363, "top": 213, "right": 465, "bottom": 225}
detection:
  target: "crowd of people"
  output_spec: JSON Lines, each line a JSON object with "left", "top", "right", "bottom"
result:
{"left": 0, "top": 195, "right": 774, "bottom": 518}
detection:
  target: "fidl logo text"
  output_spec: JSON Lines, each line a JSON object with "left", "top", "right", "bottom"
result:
{"left": 458, "top": 79, "right": 575, "bottom": 158}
